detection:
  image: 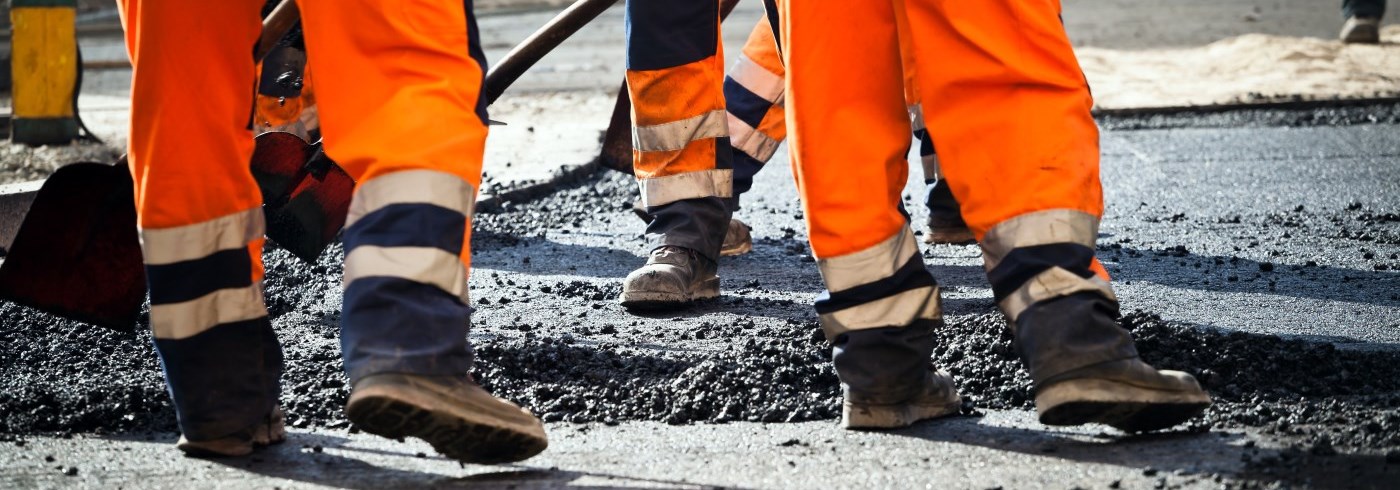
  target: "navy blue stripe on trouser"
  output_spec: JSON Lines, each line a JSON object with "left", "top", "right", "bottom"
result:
{"left": 155, "top": 317, "right": 283, "bottom": 441}
{"left": 724, "top": 77, "right": 773, "bottom": 130}
{"left": 986, "top": 242, "right": 1098, "bottom": 302}
{"left": 1343, "top": 0, "right": 1386, "bottom": 18}
{"left": 814, "top": 252, "right": 937, "bottom": 316}
{"left": 340, "top": 202, "right": 473, "bottom": 383}
{"left": 625, "top": 0, "right": 718, "bottom": 70}
{"left": 146, "top": 248, "right": 253, "bottom": 304}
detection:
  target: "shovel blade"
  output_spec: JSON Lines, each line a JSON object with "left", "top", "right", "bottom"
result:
{"left": 250, "top": 131, "right": 314, "bottom": 207}
{"left": 598, "top": 81, "right": 635, "bottom": 175}
{"left": 0, "top": 162, "right": 146, "bottom": 331}
{"left": 263, "top": 161, "right": 353, "bottom": 263}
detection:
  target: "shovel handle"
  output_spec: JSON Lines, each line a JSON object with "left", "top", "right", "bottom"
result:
{"left": 256, "top": 0, "right": 302, "bottom": 63}
{"left": 483, "top": 0, "right": 620, "bottom": 105}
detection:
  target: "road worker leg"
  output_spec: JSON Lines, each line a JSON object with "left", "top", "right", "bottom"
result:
{"left": 297, "top": 0, "right": 546, "bottom": 462}
{"left": 620, "top": 0, "right": 732, "bottom": 308}
{"left": 781, "top": 0, "right": 958, "bottom": 429}
{"left": 119, "top": 0, "right": 283, "bottom": 446}
{"left": 901, "top": 0, "right": 1210, "bottom": 431}
{"left": 725, "top": 16, "right": 785, "bottom": 203}
{"left": 297, "top": 0, "right": 486, "bottom": 384}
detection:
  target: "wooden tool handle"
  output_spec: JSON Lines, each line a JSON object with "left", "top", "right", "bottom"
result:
{"left": 256, "top": 0, "right": 302, "bottom": 63}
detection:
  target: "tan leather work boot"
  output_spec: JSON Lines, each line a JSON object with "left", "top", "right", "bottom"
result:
{"left": 843, "top": 369, "right": 962, "bottom": 430}
{"left": 619, "top": 245, "right": 720, "bottom": 309}
{"left": 346, "top": 373, "right": 547, "bottom": 464}
{"left": 176, "top": 406, "right": 287, "bottom": 458}
{"left": 720, "top": 219, "right": 753, "bottom": 257}
{"left": 1036, "top": 358, "right": 1212, "bottom": 433}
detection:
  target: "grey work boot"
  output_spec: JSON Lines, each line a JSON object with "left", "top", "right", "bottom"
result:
{"left": 833, "top": 320, "right": 962, "bottom": 430}
{"left": 346, "top": 373, "right": 548, "bottom": 464}
{"left": 721, "top": 218, "right": 753, "bottom": 257}
{"left": 177, "top": 406, "right": 287, "bottom": 458}
{"left": 1015, "top": 292, "right": 1211, "bottom": 433}
{"left": 619, "top": 245, "right": 720, "bottom": 309}
{"left": 1341, "top": 16, "right": 1381, "bottom": 43}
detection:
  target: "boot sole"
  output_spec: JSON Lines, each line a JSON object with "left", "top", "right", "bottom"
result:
{"left": 842, "top": 396, "right": 962, "bottom": 430}
{"left": 1037, "top": 377, "right": 1211, "bottom": 433}
{"left": 346, "top": 385, "right": 548, "bottom": 464}
{"left": 924, "top": 228, "right": 975, "bottom": 245}
{"left": 619, "top": 277, "right": 720, "bottom": 310}
{"left": 1342, "top": 24, "right": 1380, "bottom": 43}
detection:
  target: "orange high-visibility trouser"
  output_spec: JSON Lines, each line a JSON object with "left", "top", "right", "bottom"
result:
{"left": 782, "top": 0, "right": 1114, "bottom": 337}
{"left": 120, "top": 0, "right": 486, "bottom": 439}
{"left": 626, "top": 0, "right": 732, "bottom": 259}
{"left": 726, "top": 13, "right": 941, "bottom": 197}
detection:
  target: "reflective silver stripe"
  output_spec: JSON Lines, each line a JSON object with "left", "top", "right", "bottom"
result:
{"left": 140, "top": 207, "right": 264, "bottom": 266}
{"left": 344, "top": 246, "right": 468, "bottom": 301}
{"left": 818, "top": 226, "right": 919, "bottom": 293}
{"left": 981, "top": 209, "right": 1100, "bottom": 272}
{"left": 909, "top": 104, "right": 925, "bottom": 132}
{"left": 347, "top": 170, "right": 475, "bottom": 230}
{"left": 632, "top": 109, "right": 729, "bottom": 153}
{"left": 730, "top": 54, "right": 784, "bottom": 103}
{"left": 727, "top": 113, "right": 782, "bottom": 163}
{"left": 999, "top": 266, "right": 1116, "bottom": 322}
{"left": 150, "top": 284, "right": 267, "bottom": 340}
{"left": 820, "top": 286, "right": 941, "bottom": 339}
{"left": 637, "top": 168, "right": 733, "bottom": 208}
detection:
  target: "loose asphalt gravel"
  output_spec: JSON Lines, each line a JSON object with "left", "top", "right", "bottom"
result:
{"left": 1, "top": 105, "right": 1398, "bottom": 487}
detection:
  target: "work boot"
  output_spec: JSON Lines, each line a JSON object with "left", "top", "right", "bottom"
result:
{"left": 833, "top": 319, "right": 961, "bottom": 430}
{"left": 844, "top": 368, "right": 962, "bottom": 429}
{"left": 1015, "top": 292, "right": 1211, "bottom": 433}
{"left": 924, "top": 179, "right": 974, "bottom": 245}
{"left": 345, "top": 373, "right": 548, "bottom": 464}
{"left": 1341, "top": 16, "right": 1381, "bottom": 43}
{"left": 176, "top": 406, "right": 287, "bottom": 458}
{"left": 619, "top": 245, "right": 720, "bottom": 309}
{"left": 721, "top": 219, "right": 753, "bottom": 257}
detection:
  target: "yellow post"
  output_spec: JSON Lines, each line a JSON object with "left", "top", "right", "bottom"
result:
{"left": 10, "top": 0, "right": 79, "bottom": 145}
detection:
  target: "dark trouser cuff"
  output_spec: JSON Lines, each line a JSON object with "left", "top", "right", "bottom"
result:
{"left": 341, "top": 278, "right": 475, "bottom": 384}
{"left": 154, "top": 317, "right": 283, "bottom": 441}
{"left": 924, "top": 178, "right": 964, "bottom": 222}
{"left": 832, "top": 320, "right": 939, "bottom": 405}
{"left": 1012, "top": 291, "right": 1139, "bottom": 386}
{"left": 645, "top": 196, "right": 731, "bottom": 261}
{"left": 1343, "top": 0, "right": 1385, "bottom": 19}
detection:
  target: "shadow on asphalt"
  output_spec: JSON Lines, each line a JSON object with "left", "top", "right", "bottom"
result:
{"left": 182, "top": 430, "right": 723, "bottom": 489}
{"left": 1109, "top": 246, "right": 1400, "bottom": 308}
{"left": 888, "top": 415, "right": 1390, "bottom": 487}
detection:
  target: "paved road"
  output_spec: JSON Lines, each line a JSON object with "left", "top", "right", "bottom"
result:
{"left": 3, "top": 2, "right": 1398, "bottom": 489}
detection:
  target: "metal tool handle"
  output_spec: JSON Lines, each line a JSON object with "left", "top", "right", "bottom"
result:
{"left": 483, "top": 0, "right": 620, "bottom": 105}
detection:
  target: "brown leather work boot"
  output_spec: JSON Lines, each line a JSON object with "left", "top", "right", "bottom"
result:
{"left": 346, "top": 373, "right": 548, "bottom": 464}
